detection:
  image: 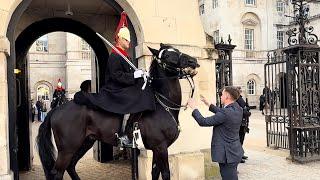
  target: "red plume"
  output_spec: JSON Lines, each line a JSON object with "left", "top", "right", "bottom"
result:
{"left": 114, "top": 11, "right": 128, "bottom": 41}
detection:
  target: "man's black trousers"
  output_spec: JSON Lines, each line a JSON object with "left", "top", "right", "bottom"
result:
{"left": 239, "top": 126, "right": 246, "bottom": 145}
{"left": 219, "top": 162, "right": 239, "bottom": 180}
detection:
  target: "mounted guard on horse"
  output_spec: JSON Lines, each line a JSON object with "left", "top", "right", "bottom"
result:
{"left": 74, "top": 12, "right": 155, "bottom": 146}
{"left": 37, "top": 11, "right": 200, "bottom": 180}
{"left": 50, "top": 79, "right": 67, "bottom": 109}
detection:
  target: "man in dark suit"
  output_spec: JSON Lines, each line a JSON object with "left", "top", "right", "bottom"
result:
{"left": 187, "top": 86, "right": 244, "bottom": 180}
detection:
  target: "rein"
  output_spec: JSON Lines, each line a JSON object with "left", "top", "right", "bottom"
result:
{"left": 151, "top": 57, "right": 196, "bottom": 111}
{"left": 149, "top": 53, "right": 196, "bottom": 132}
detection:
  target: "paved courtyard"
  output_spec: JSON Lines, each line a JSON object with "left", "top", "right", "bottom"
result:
{"left": 238, "top": 110, "right": 320, "bottom": 180}
{"left": 19, "top": 122, "right": 131, "bottom": 180}
{"left": 20, "top": 110, "right": 320, "bottom": 180}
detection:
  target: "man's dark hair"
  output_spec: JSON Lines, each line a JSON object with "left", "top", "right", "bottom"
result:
{"left": 80, "top": 80, "right": 91, "bottom": 93}
{"left": 223, "top": 86, "right": 240, "bottom": 100}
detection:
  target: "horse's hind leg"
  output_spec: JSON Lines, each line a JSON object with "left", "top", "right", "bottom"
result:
{"left": 51, "top": 151, "right": 73, "bottom": 180}
{"left": 67, "top": 136, "right": 96, "bottom": 180}
{"left": 151, "top": 155, "right": 161, "bottom": 180}
{"left": 153, "top": 147, "right": 170, "bottom": 180}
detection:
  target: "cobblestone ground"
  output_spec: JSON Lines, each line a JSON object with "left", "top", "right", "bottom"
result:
{"left": 19, "top": 122, "right": 131, "bottom": 180}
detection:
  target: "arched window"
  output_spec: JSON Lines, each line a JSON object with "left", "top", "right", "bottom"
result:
{"left": 37, "top": 84, "right": 50, "bottom": 100}
{"left": 247, "top": 79, "right": 255, "bottom": 95}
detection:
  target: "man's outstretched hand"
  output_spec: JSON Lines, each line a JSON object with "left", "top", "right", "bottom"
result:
{"left": 200, "top": 94, "right": 210, "bottom": 107}
{"left": 187, "top": 98, "right": 197, "bottom": 110}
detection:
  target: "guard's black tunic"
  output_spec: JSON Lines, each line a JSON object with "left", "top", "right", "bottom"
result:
{"left": 51, "top": 89, "right": 67, "bottom": 108}
{"left": 80, "top": 52, "right": 155, "bottom": 114}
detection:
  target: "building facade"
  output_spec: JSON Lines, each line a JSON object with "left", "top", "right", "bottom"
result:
{"left": 199, "top": 0, "right": 320, "bottom": 107}
{"left": 28, "top": 32, "right": 93, "bottom": 110}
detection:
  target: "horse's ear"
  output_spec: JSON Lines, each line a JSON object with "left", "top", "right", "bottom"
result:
{"left": 160, "top": 43, "right": 164, "bottom": 47}
{"left": 148, "top": 47, "right": 159, "bottom": 56}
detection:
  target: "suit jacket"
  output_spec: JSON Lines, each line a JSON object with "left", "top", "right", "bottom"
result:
{"left": 192, "top": 102, "right": 244, "bottom": 163}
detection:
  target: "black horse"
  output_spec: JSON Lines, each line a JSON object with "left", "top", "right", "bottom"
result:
{"left": 36, "top": 44, "right": 200, "bottom": 180}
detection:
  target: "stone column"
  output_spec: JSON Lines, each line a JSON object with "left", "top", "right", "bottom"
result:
{"left": 0, "top": 36, "right": 13, "bottom": 179}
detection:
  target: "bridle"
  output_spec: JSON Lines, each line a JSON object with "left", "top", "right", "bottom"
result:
{"left": 150, "top": 49, "right": 196, "bottom": 111}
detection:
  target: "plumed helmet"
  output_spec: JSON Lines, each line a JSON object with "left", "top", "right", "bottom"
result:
{"left": 118, "top": 27, "right": 131, "bottom": 42}
{"left": 57, "top": 79, "right": 62, "bottom": 87}
{"left": 115, "top": 11, "right": 130, "bottom": 42}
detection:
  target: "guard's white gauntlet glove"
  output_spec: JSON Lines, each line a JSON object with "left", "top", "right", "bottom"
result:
{"left": 134, "top": 69, "right": 144, "bottom": 79}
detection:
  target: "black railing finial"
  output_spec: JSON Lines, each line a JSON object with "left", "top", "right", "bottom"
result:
{"left": 220, "top": 37, "right": 224, "bottom": 44}
{"left": 228, "top": 34, "right": 232, "bottom": 45}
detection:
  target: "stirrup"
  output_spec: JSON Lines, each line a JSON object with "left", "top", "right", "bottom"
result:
{"left": 118, "top": 135, "right": 133, "bottom": 148}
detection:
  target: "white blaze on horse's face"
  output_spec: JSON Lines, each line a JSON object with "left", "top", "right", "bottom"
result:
{"left": 158, "top": 48, "right": 176, "bottom": 59}
{"left": 148, "top": 45, "right": 200, "bottom": 70}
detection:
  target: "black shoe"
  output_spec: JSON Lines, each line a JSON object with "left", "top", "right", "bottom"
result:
{"left": 240, "top": 159, "right": 245, "bottom": 163}
{"left": 118, "top": 135, "right": 133, "bottom": 148}
{"left": 242, "top": 155, "right": 248, "bottom": 160}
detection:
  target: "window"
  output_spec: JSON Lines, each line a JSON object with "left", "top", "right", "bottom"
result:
{"left": 213, "top": 0, "right": 218, "bottom": 9}
{"left": 277, "top": 1, "right": 285, "bottom": 12}
{"left": 81, "top": 39, "right": 91, "bottom": 60}
{"left": 245, "top": 0, "right": 256, "bottom": 5}
{"left": 199, "top": 4, "right": 205, "bottom": 15}
{"left": 81, "top": 39, "right": 90, "bottom": 51}
{"left": 37, "top": 84, "right": 50, "bottom": 101}
{"left": 213, "top": 30, "right": 219, "bottom": 44}
{"left": 36, "top": 35, "right": 48, "bottom": 52}
{"left": 277, "top": 31, "right": 284, "bottom": 48}
{"left": 245, "top": 29, "right": 254, "bottom": 50}
{"left": 247, "top": 80, "right": 255, "bottom": 95}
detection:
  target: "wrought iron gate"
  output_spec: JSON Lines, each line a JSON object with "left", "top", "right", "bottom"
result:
{"left": 265, "top": 51, "right": 289, "bottom": 149}
{"left": 287, "top": 46, "right": 320, "bottom": 162}
{"left": 265, "top": 0, "right": 320, "bottom": 162}
{"left": 215, "top": 37, "right": 236, "bottom": 106}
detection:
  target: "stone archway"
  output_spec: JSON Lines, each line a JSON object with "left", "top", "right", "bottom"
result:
{"left": 2, "top": 1, "right": 211, "bottom": 179}
{"left": 5, "top": 0, "right": 143, "bottom": 178}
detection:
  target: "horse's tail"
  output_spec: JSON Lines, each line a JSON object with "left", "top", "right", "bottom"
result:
{"left": 36, "top": 109, "right": 56, "bottom": 179}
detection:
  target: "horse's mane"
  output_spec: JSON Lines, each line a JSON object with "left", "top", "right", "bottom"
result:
{"left": 149, "top": 58, "right": 158, "bottom": 78}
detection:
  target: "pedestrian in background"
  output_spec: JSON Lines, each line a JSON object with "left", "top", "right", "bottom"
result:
{"left": 36, "top": 98, "right": 43, "bottom": 122}
{"left": 236, "top": 87, "right": 251, "bottom": 163}
{"left": 259, "top": 94, "right": 266, "bottom": 115}
{"left": 31, "top": 100, "right": 36, "bottom": 122}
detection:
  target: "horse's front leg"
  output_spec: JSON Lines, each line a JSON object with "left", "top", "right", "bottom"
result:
{"left": 152, "top": 146, "right": 170, "bottom": 180}
{"left": 151, "top": 153, "right": 161, "bottom": 180}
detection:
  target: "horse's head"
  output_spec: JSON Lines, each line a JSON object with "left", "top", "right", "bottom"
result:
{"left": 148, "top": 43, "right": 200, "bottom": 76}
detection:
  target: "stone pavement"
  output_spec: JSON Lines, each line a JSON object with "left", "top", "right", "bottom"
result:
{"left": 237, "top": 110, "right": 320, "bottom": 180}
{"left": 19, "top": 121, "right": 131, "bottom": 180}
{"left": 238, "top": 149, "right": 320, "bottom": 180}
